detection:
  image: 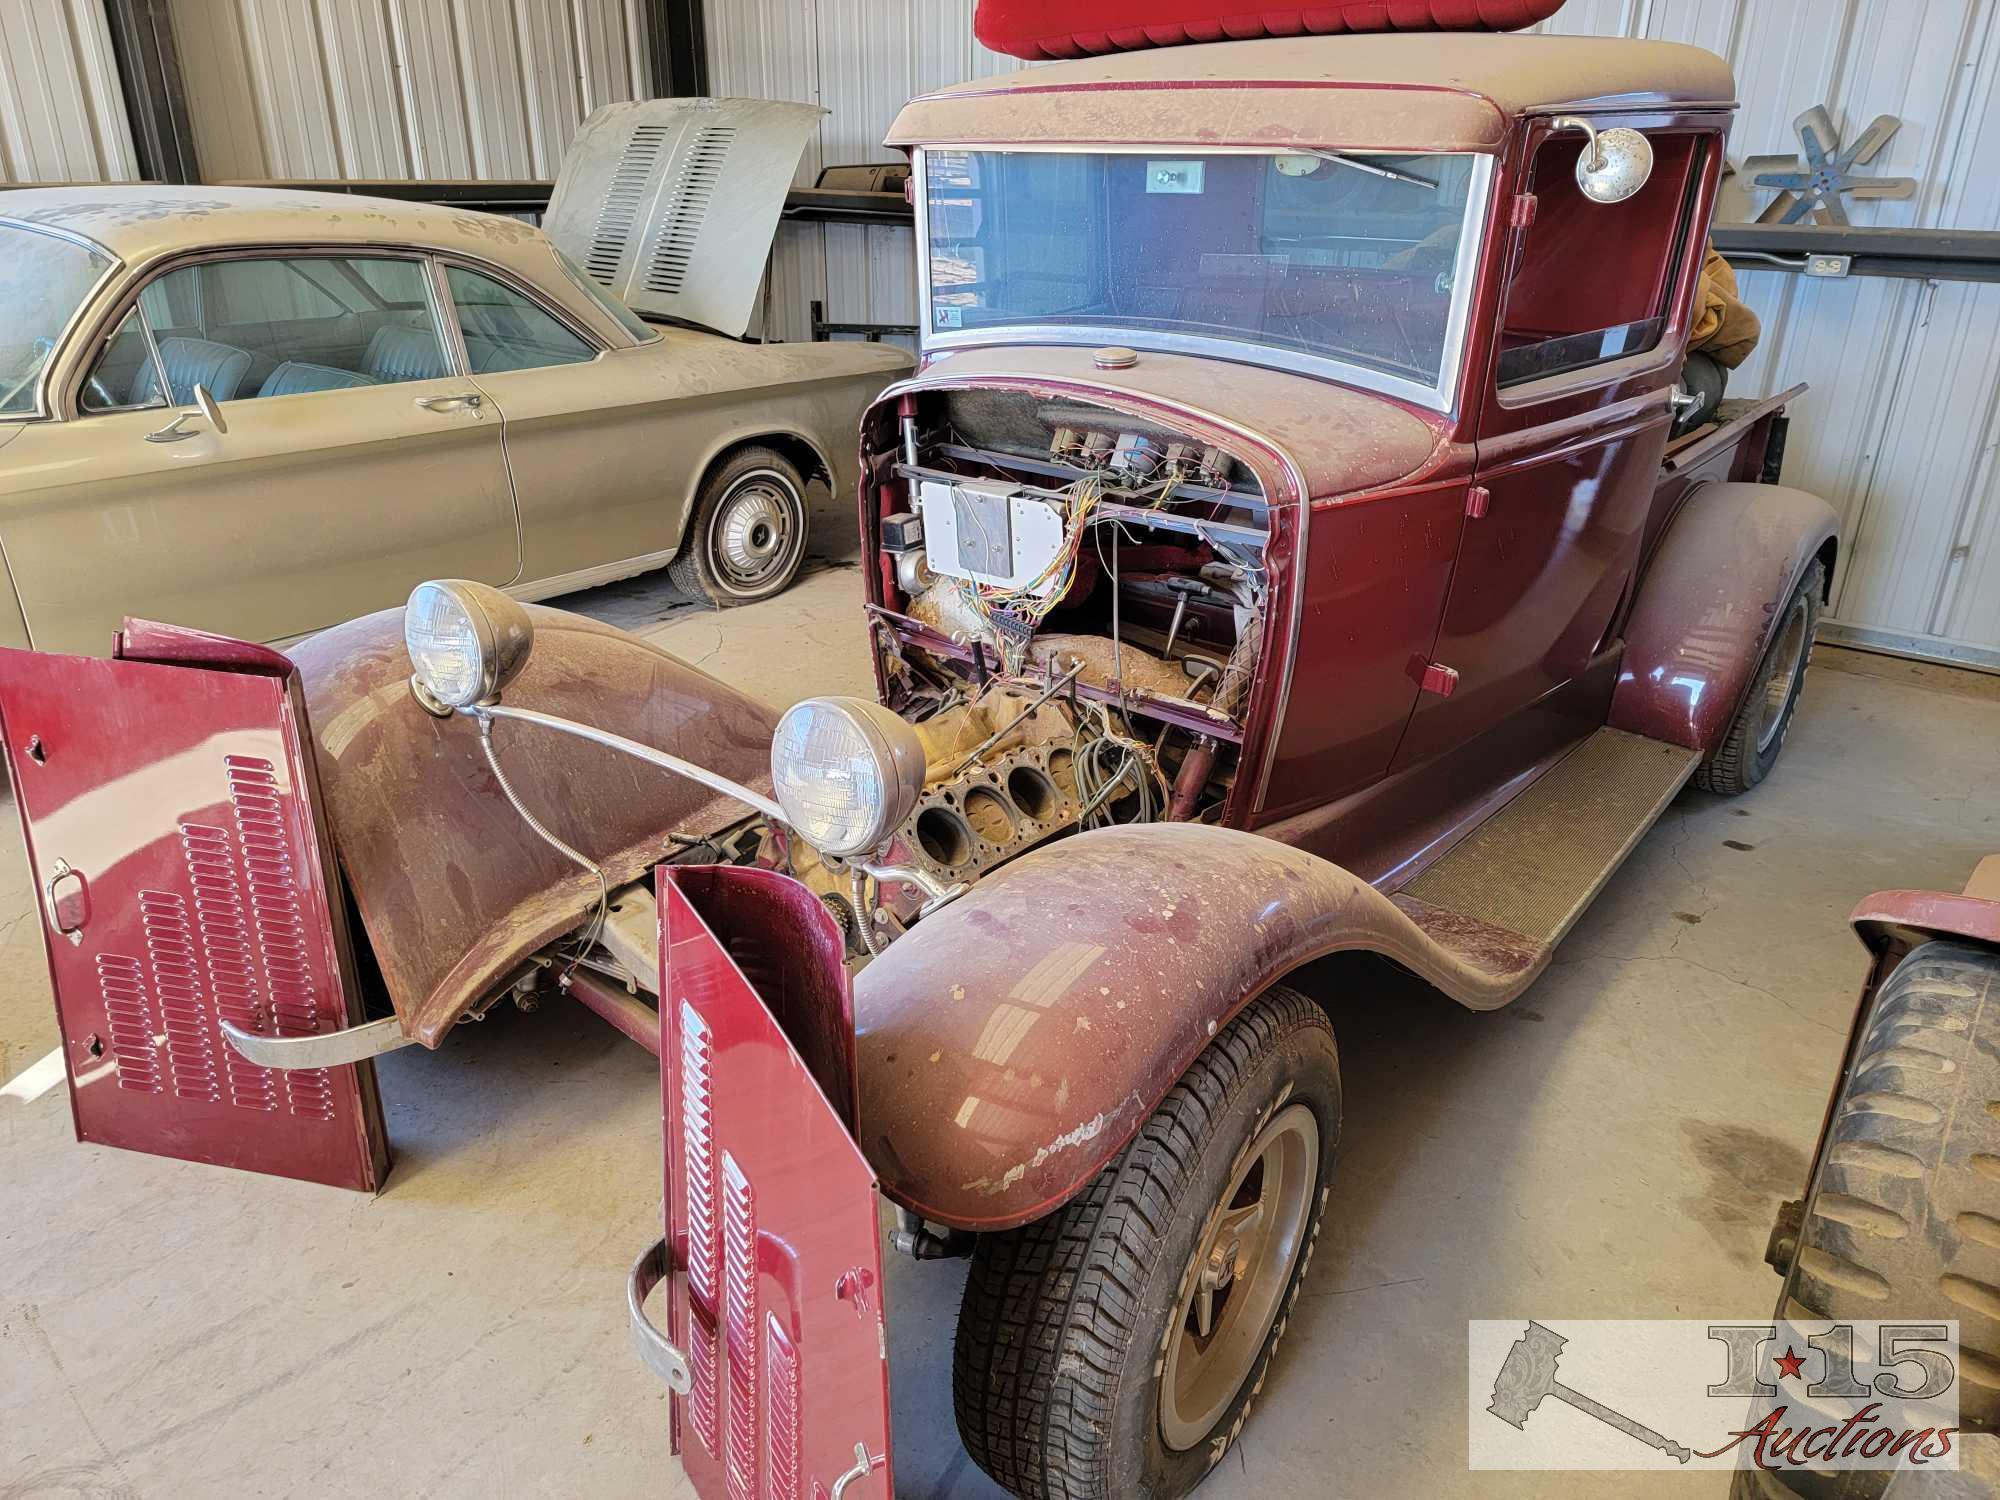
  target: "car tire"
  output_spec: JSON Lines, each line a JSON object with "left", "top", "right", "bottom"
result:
{"left": 1696, "top": 558, "right": 1824, "bottom": 797}
{"left": 951, "top": 984, "right": 1339, "bottom": 1500}
{"left": 1740, "top": 943, "right": 2000, "bottom": 1500}
{"left": 669, "top": 446, "right": 810, "bottom": 607}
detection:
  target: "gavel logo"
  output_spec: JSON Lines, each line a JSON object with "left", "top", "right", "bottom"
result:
{"left": 1487, "top": 1321, "right": 1693, "bottom": 1465}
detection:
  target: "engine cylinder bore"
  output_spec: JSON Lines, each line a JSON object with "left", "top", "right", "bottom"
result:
{"left": 915, "top": 806, "right": 975, "bottom": 868}
{"left": 1006, "top": 765, "right": 1060, "bottom": 821}
{"left": 962, "top": 784, "right": 1018, "bottom": 846}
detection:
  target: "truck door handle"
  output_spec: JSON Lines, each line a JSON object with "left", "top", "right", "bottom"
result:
{"left": 43, "top": 858, "right": 87, "bottom": 946}
{"left": 415, "top": 393, "right": 482, "bottom": 412}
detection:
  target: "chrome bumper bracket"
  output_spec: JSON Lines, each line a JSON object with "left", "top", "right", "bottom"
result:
{"left": 628, "top": 1238, "right": 692, "bottom": 1395}
{"left": 219, "top": 1015, "right": 415, "bottom": 1069}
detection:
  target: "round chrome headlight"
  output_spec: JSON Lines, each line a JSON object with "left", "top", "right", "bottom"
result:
{"left": 770, "top": 697, "right": 925, "bottom": 859}
{"left": 404, "top": 579, "right": 534, "bottom": 713}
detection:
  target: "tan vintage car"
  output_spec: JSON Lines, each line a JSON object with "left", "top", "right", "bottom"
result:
{"left": 0, "top": 100, "right": 911, "bottom": 655}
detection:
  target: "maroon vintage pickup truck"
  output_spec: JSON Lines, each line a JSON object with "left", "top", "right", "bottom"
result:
{"left": 0, "top": 30, "right": 1839, "bottom": 1500}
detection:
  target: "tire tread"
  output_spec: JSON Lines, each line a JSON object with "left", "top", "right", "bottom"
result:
{"left": 951, "top": 987, "right": 1333, "bottom": 1499}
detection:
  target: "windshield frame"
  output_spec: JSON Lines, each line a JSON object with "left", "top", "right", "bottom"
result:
{"left": 914, "top": 144, "right": 1496, "bottom": 415}
{"left": 0, "top": 218, "right": 123, "bottom": 423}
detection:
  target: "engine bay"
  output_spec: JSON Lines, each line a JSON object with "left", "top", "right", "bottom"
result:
{"left": 860, "top": 387, "right": 1274, "bottom": 891}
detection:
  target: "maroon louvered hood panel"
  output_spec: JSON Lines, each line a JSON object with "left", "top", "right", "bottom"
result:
{"left": 0, "top": 639, "right": 387, "bottom": 1191}
{"left": 658, "top": 865, "right": 890, "bottom": 1500}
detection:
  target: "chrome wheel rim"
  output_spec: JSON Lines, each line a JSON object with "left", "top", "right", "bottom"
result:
{"left": 709, "top": 469, "right": 803, "bottom": 596}
{"left": 1160, "top": 1103, "right": 1319, "bottom": 1451}
{"left": 1756, "top": 592, "right": 1812, "bottom": 753}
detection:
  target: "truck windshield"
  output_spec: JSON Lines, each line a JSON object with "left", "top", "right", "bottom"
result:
{"left": 924, "top": 148, "right": 1485, "bottom": 398}
{"left": 0, "top": 223, "right": 113, "bottom": 416}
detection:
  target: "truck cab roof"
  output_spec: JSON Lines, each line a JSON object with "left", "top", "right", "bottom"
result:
{"left": 888, "top": 33, "right": 1736, "bottom": 153}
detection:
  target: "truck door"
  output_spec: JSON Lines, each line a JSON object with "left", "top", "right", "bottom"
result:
{"left": 0, "top": 629, "right": 389, "bottom": 1191}
{"left": 1393, "top": 124, "right": 1717, "bottom": 768}
{"left": 634, "top": 864, "right": 891, "bottom": 1500}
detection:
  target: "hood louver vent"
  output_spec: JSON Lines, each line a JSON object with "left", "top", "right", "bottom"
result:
{"left": 643, "top": 126, "right": 735, "bottom": 296}
{"left": 585, "top": 123, "right": 669, "bottom": 286}
{"left": 545, "top": 98, "right": 823, "bottom": 339}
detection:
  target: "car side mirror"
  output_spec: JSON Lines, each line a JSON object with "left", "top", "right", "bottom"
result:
{"left": 1551, "top": 117, "right": 1655, "bottom": 205}
{"left": 145, "top": 382, "right": 229, "bottom": 445}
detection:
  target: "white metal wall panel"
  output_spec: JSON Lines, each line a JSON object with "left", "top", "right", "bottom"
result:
{"left": 169, "top": 0, "right": 653, "bottom": 184}
{"left": 0, "top": 0, "right": 140, "bottom": 182}
{"left": 1534, "top": 0, "right": 2000, "bottom": 664}
{"left": 705, "top": 0, "right": 1029, "bottom": 342}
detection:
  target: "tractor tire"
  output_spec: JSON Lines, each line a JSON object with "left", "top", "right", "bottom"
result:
{"left": 1737, "top": 943, "right": 2000, "bottom": 1500}
{"left": 951, "top": 985, "right": 1339, "bottom": 1499}
{"left": 1697, "top": 559, "right": 1824, "bottom": 796}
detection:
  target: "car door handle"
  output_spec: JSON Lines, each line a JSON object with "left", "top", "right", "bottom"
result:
{"left": 415, "top": 393, "right": 482, "bottom": 412}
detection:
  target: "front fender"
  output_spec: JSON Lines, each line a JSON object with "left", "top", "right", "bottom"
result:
{"left": 1610, "top": 481, "right": 1838, "bottom": 753}
{"left": 290, "top": 605, "right": 777, "bottom": 1046}
{"left": 852, "top": 823, "right": 1545, "bottom": 1232}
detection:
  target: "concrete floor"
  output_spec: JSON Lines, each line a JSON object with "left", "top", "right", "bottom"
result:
{"left": 3, "top": 527, "right": 1997, "bottom": 1496}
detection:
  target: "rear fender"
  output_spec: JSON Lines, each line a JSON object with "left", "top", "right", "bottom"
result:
{"left": 852, "top": 823, "right": 1547, "bottom": 1233}
{"left": 1850, "top": 856, "right": 2000, "bottom": 968}
{"left": 1610, "top": 481, "right": 1838, "bottom": 753}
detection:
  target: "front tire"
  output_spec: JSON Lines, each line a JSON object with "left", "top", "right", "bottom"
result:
{"left": 952, "top": 986, "right": 1339, "bottom": 1499}
{"left": 1697, "top": 558, "right": 1824, "bottom": 796}
{"left": 669, "top": 446, "right": 810, "bottom": 607}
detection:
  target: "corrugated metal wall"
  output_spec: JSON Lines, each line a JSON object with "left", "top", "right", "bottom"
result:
{"left": 170, "top": 0, "right": 655, "bottom": 182}
{"left": 1545, "top": 0, "right": 2000, "bottom": 666}
{"left": 705, "top": 0, "right": 1026, "bottom": 345}
{"left": 0, "top": 0, "right": 140, "bottom": 182}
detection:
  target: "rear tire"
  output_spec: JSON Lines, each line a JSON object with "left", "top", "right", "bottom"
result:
{"left": 669, "top": 446, "right": 809, "bottom": 607}
{"left": 1697, "top": 559, "right": 1823, "bottom": 796}
{"left": 951, "top": 985, "right": 1339, "bottom": 1499}
{"left": 1745, "top": 943, "right": 2000, "bottom": 1498}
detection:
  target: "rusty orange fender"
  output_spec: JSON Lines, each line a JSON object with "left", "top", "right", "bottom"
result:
{"left": 852, "top": 822, "right": 1547, "bottom": 1233}
{"left": 1609, "top": 481, "right": 1838, "bottom": 755}
{"left": 290, "top": 605, "right": 778, "bottom": 1046}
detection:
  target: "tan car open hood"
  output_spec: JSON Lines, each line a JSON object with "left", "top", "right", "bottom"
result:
{"left": 545, "top": 97, "right": 823, "bottom": 340}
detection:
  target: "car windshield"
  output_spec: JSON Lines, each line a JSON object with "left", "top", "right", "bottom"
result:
{"left": 924, "top": 148, "right": 1485, "bottom": 397}
{"left": 0, "top": 223, "right": 113, "bottom": 416}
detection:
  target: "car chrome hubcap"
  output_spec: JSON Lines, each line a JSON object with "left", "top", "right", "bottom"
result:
{"left": 711, "top": 471, "right": 801, "bottom": 593}
{"left": 1756, "top": 593, "right": 1812, "bottom": 753}
{"left": 1160, "top": 1103, "right": 1318, "bottom": 1451}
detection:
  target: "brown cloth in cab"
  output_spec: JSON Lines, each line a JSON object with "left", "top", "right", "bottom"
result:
{"left": 1693, "top": 245, "right": 1762, "bottom": 369}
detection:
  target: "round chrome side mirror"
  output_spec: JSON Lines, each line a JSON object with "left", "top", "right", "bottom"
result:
{"left": 1552, "top": 118, "right": 1655, "bottom": 205}
{"left": 191, "top": 382, "right": 228, "bottom": 436}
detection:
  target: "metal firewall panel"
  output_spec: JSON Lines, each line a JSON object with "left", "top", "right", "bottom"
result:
{"left": 546, "top": 97, "right": 825, "bottom": 339}
{"left": 0, "top": 646, "right": 388, "bottom": 1192}
{"left": 659, "top": 865, "right": 890, "bottom": 1500}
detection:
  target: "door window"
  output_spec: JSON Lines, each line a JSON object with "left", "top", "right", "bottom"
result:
{"left": 444, "top": 266, "right": 596, "bottom": 373}
{"left": 1496, "top": 133, "right": 1704, "bottom": 388}
{"left": 82, "top": 254, "right": 452, "bottom": 409}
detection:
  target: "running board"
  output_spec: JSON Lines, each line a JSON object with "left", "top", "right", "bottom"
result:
{"left": 1396, "top": 728, "right": 1700, "bottom": 951}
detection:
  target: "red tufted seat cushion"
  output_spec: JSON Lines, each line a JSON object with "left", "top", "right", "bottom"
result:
{"left": 974, "top": 0, "right": 1567, "bottom": 60}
